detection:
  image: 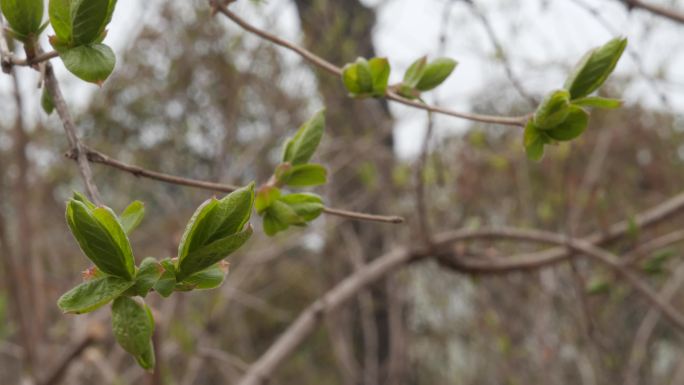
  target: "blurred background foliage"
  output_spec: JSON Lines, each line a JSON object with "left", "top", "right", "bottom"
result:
{"left": 3, "top": 0, "right": 684, "bottom": 384}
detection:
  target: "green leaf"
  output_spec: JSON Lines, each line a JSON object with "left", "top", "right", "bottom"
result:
{"left": 120, "top": 200, "right": 144, "bottom": 234}
{"left": 0, "top": 0, "right": 43, "bottom": 36}
{"left": 524, "top": 120, "right": 546, "bottom": 161}
{"left": 66, "top": 200, "right": 135, "bottom": 279}
{"left": 41, "top": 88, "right": 55, "bottom": 115}
{"left": 96, "top": 0, "right": 116, "bottom": 39}
{"left": 72, "top": 191, "right": 96, "bottom": 209}
{"left": 368, "top": 57, "right": 390, "bottom": 96}
{"left": 177, "top": 183, "right": 254, "bottom": 264}
{"left": 130, "top": 257, "right": 163, "bottom": 297}
{"left": 48, "top": 0, "right": 72, "bottom": 44}
{"left": 342, "top": 62, "right": 362, "bottom": 96}
{"left": 71, "top": 0, "right": 109, "bottom": 45}
{"left": 545, "top": 105, "right": 589, "bottom": 141}
{"left": 59, "top": 43, "right": 115, "bottom": 84}
{"left": 280, "top": 193, "right": 324, "bottom": 222}
{"left": 572, "top": 96, "right": 622, "bottom": 109}
{"left": 255, "top": 186, "right": 280, "bottom": 215}
{"left": 111, "top": 297, "right": 155, "bottom": 370}
{"left": 415, "top": 57, "right": 457, "bottom": 91}
{"left": 57, "top": 276, "right": 134, "bottom": 314}
{"left": 282, "top": 109, "right": 325, "bottom": 165}
{"left": 176, "top": 226, "right": 252, "bottom": 281}
{"left": 403, "top": 56, "right": 427, "bottom": 88}
{"left": 153, "top": 259, "right": 176, "bottom": 298}
{"left": 564, "top": 37, "right": 628, "bottom": 99}
{"left": 534, "top": 89, "right": 570, "bottom": 129}
{"left": 278, "top": 163, "right": 327, "bottom": 187}
{"left": 176, "top": 262, "right": 228, "bottom": 291}
{"left": 355, "top": 57, "right": 373, "bottom": 94}
{"left": 262, "top": 200, "right": 306, "bottom": 236}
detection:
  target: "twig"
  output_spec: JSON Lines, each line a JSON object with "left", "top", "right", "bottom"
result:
{"left": 212, "top": 2, "right": 529, "bottom": 127}
{"left": 11, "top": 50, "right": 59, "bottom": 67}
{"left": 236, "top": 227, "right": 684, "bottom": 385}
{"left": 66, "top": 146, "right": 404, "bottom": 224}
{"left": 38, "top": 334, "right": 97, "bottom": 385}
{"left": 620, "top": 0, "right": 684, "bottom": 24}
{"left": 44, "top": 63, "right": 102, "bottom": 204}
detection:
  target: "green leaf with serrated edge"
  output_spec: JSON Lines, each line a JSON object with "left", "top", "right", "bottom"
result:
{"left": 129, "top": 257, "right": 162, "bottom": 297}
{"left": 342, "top": 62, "right": 362, "bottom": 95}
{"left": 263, "top": 211, "right": 288, "bottom": 236}
{"left": 66, "top": 200, "right": 134, "bottom": 279}
{"left": 280, "top": 193, "right": 324, "bottom": 222}
{"left": 546, "top": 105, "right": 589, "bottom": 141}
{"left": 49, "top": 0, "right": 72, "bottom": 43}
{"left": 572, "top": 96, "right": 622, "bottom": 109}
{"left": 41, "top": 87, "right": 54, "bottom": 115}
{"left": 120, "top": 200, "right": 144, "bottom": 234}
{"left": 0, "top": 0, "right": 43, "bottom": 36}
{"left": 355, "top": 57, "right": 373, "bottom": 93}
{"left": 71, "top": 0, "right": 109, "bottom": 45}
{"left": 176, "top": 262, "right": 228, "bottom": 291}
{"left": 91, "top": 206, "right": 135, "bottom": 275}
{"left": 564, "top": 37, "right": 627, "bottom": 99}
{"left": 59, "top": 43, "right": 115, "bottom": 84}
{"left": 278, "top": 163, "right": 327, "bottom": 187}
{"left": 368, "top": 57, "right": 390, "bottom": 96}
{"left": 255, "top": 186, "right": 280, "bottom": 215}
{"left": 111, "top": 297, "right": 155, "bottom": 370}
{"left": 176, "top": 227, "right": 252, "bottom": 281}
{"left": 283, "top": 109, "right": 325, "bottom": 166}
{"left": 416, "top": 58, "right": 457, "bottom": 91}
{"left": 153, "top": 259, "right": 176, "bottom": 298}
{"left": 403, "top": 56, "right": 427, "bottom": 88}
{"left": 57, "top": 276, "right": 134, "bottom": 314}
{"left": 534, "top": 89, "right": 570, "bottom": 129}
{"left": 524, "top": 120, "right": 545, "bottom": 161}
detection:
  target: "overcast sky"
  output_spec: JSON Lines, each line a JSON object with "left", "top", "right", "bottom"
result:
{"left": 3, "top": 0, "right": 683, "bottom": 157}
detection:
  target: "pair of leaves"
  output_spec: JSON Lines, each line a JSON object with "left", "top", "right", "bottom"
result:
{"left": 524, "top": 37, "right": 627, "bottom": 160}
{"left": 260, "top": 192, "right": 324, "bottom": 236}
{"left": 282, "top": 109, "right": 325, "bottom": 166}
{"left": 342, "top": 57, "right": 390, "bottom": 98}
{"left": 49, "top": 0, "right": 118, "bottom": 84}
{"left": 66, "top": 192, "right": 136, "bottom": 279}
{"left": 398, "top": 56, "right": 457, "bottom": 99}
{"left": 0, "top": 0, "right": 44, "bottom": 40}
{"left": 175, "top": 184, "right": 254, "bottom": 281}
{"left": 112, "top": 297, "right": 155, "bottom": 370}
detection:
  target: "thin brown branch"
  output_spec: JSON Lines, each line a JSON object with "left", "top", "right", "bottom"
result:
{"left": 212, "top": 1, "right": 529, "bottom": 127}
{"left": 621, "top": 0, "right": 684, "bottom": 24}
{"left": 37, "top": 331, "right": 100, "bottom": 385}
{"left": 11, "top": 50, "right": 59, "bottom": 67}
{"left": 68, "top": 146, "right": 404, "bottom": 224}
{"left": 44, "top": 63, "right": 102, "bottom": 204}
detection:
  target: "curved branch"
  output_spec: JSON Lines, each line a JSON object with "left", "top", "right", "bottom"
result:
{"left": 620, "top": 0, "right": 684, "bottom": 24}
{"left": 237, "top": 224, "right": 684, "bottom": 385}
{"left": 212, "top": 2, "right": 529, "bottom": 127}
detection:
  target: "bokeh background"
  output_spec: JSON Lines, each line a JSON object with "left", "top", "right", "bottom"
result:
{"left": 2, "top": 0, "right": 684, "bottom": 384}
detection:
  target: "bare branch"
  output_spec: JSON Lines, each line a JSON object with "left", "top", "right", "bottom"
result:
{"left": 620, "top": 0, "right": 684, "bottom": 24}
{"left": 67, "top": 146, "right": 404, "bottom": 224}
{"left": 211, "top": 1, "right": 529, "bottom": 127}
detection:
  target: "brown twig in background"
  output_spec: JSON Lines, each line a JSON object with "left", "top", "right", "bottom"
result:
{"left": 236, "top": 226, "right": 684, "bottom": 385}
{"left": 67, "top": 146, "right": 404, "bottom": 224}
{"left": 620, "top": 0, "right": 684, "bottom": 24}
{"left": 211, "top": 1, "right": 530, "bottom": 127}
{"left": 43, "top": 63, "right": 103, "bottom": 204}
